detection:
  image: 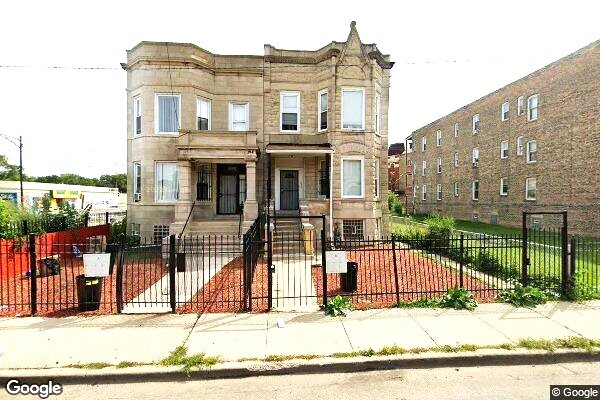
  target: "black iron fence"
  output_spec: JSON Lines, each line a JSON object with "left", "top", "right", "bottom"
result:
{"left": 2, "top": 217, "right": 599, "bottom": 317}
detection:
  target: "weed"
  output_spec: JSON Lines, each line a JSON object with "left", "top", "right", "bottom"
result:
{"left": 323, "top": 295, "right": 352, "bottom": 317}
{"left": 439, "top": 287, "right": 477, "bottom": 310}
{"left": 499, "top": 284, "right": 548, "bottom": 307}
{"left": 517, "top": 338, "right": 556, "bottom": 352}
{"left": 396, "top": 298, "right": 440, "bottom": 308}
{"left": 376, "top": 345, "right": 407, "bottom": 356}
{"left": 160, "top": 345, "right": 220, "bottom": 373}
{"left": 66, "top": 362, "right": 111, "bottom": 370}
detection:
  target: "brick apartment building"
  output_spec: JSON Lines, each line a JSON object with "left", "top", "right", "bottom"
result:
{"left": 122, "top": 22, "right": 393, "bottom": 243}
{"left": 407, "top": 39, "right": 600, "bottom": 234}
{"left": 388, "top": 142, "right": 410, "bottom": 196}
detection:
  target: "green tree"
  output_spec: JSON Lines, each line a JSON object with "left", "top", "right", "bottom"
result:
{"left": 0, "top": 155, "right": 21, "bottom": 181}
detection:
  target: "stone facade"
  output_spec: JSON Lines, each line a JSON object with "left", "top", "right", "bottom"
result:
{"left": 407, "top": 39, "right": 600, "bottom": 235}
{"left": 122, "top": 22, "right": 393, "bottom": 241}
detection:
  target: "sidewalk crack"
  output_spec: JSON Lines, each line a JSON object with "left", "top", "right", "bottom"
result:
{"left": 471, "top": 312, "right": 515, "bottom": 344}
{"left": 339, "top": 317, "right": 354, "bottom": 351}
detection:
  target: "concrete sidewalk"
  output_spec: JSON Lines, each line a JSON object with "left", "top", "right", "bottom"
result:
{"left": 0, "top": 301, "right": 599, "bottom": 369}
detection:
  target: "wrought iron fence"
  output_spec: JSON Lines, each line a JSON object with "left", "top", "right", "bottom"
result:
{"left": 1, "top": 219, "right": 599, "bottom": 317}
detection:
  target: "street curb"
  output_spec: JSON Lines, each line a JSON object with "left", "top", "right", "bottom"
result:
{"left": 1, "top": 349, "right": 599, "bottom": 385}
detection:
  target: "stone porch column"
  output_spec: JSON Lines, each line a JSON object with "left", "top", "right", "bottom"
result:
{"left": 243, "top": 157, "right": 258, "bottom": 231}
{"left": 171, "top": 160, "right": 193, "bottom": 235}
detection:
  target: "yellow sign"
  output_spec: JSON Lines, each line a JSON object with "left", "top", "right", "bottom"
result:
{"left": 52, "top": 189, "right": 80, "bottom": 199}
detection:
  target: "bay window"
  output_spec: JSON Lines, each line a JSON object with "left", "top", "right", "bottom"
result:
{"left": 341, "top": 88, "right": 365, "bottom": 130}
{"left": 229, "top": 102, "right": 249, "bottom": 131}
{"left": 197, "top": 98, "right": 211, "bottom": 130}
{"left": 155, "top": 94, "right": 180, "bottom": 134}
{"left": 280, "top": 92, "right": 300, "bottom": 132}
{"left": 341, "top": 157, "right": 364, "bottom": 198}
{"left": 318, "top": 90, "right": 328, "bottom": 131}
{"left": 155, "top": 162, "right": 179, "bottom": 202}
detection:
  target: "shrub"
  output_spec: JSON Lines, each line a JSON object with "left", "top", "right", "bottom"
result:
{"left": 499, "top": 284, "right": 547, "bottom": 307}
{"left": 108, "top": 217, "right": 140, "bottom": 246}
{"left": 324, "top": 295, "right": 352, "bottom": 316}
{"left": 439, "top": 287, "right": 477, "bottom": 310}
{"left": 388, "top": 192, "right": 404, "bottom": 216}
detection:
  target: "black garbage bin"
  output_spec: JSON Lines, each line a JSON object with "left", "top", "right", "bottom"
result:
{"left": 76, "top": 275, "right": 103, "bottom": 311}
{"left": 341, "top": 261, "right": 358, "bottom": 292}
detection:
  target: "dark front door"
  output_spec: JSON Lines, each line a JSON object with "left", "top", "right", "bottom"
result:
{"left": 280, "top": 170, "right": 299, "bottom": 210}
{"left": 217, "top": 164, "right": 245, "bottom": 215}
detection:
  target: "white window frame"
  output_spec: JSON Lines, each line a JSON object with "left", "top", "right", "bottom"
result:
{"left": 525, "top": 177, "right": 537, "bottom": 201}
{"left": 454, "top": 151, "right": 459, "bottom": 167}
{"left": 421, "top": 136, "right": 427, "bottom": 152}
{"left": 154, "top": 94, "right": 181, "bottom": 135}
{"left": 436, "top": 130, "right": 442, "bottom": 146}
{"left": 517, "top": 96, "right": 524, "bottom": 115}
{"left": 154, "top": 161, "right": 179, "bottom": 203}
{"left": 229, "top": 102, "right": 250, "bottom": 131}
{"left": 422, "top": 184, "right": 427, "bottom": 201}
{"left": 472, "top": 114, "right": 480, "bottom": 133}
{"left": 472, "top": 180, "right": 479, "bottom": 201}
{"left": 374, "top": 94, "right": 381, "bottom": 135}
{"left": 421, "top": 160, "right": 427, "bottom": 176}
{"left": 501, "top": 101, "right": 510, "bottom": 121}
{"left": 454, "top": 123, "right": 459, "bottom": 137}
{"left": 527, "top": 94, "right": 539, "bottom": 122}
{"left": 341, "top": 87, "right": 365, "bottom": 131}
{"left": 280, "top": 91, "right": 300, "bottom": 133}
{"left": 500, "top": 141, "right": 509, "bottom": 159}
{"left": 341, "top": 156, "right": 365, "bottom": 199}
{"left": 196, "top": 97, "right": 211, "bottom": 131}
{"left": 453, "top": 182, "right": 459, "bottom": 197}
{"left": 133, "top": 96, "right": 142, "bottom": 136}
{"left": 472, "top": 148, "right": 479, "bottom": 167}
{"left": 318, "top": 89, "right": 328, "bottom": 132}
{"left": 133, "top": 162, "right": 141, "bottom": 202}
{"left": 516, "top": 136, "right": 524, "bottom": 156}
{"left": 437, "top": 157, "right": 442, "bottom": 174}
{"left": 374, "top": 159, "right": 380, "bottom": 199}
{"left": 500, "top": 177, "right": 508, "bottom": 196}
{"left": 526, "top": 140, "right": 537, "bottom": 163}
{"left": 436, "top": 184, "right": 442, "bottom": 201}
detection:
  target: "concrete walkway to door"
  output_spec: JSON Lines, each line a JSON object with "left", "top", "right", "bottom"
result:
{"left": 1, "top": 301, "right": 599, "bottom": 369}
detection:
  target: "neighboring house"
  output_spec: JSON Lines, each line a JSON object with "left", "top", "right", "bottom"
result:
{"left": 388, "top": 142, "right": 406, "bottom": 194}
{"left": 408, "top": 39, "right": 600, "bottom": 234}
{"left": 122, "top": 22, "right": 393, "bottom": 242}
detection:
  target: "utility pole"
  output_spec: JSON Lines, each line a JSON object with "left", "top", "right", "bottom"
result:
{"left": 0, "top": 133, "right": 24, "bottom": 207}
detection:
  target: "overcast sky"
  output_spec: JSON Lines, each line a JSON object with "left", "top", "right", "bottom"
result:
{"left": 1, "top": 0, "right": 599, "bottom": 177}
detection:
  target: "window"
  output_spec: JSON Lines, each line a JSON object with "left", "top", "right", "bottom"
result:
{"left": 155, "top": 94, "right": 180, "bottom": 134}
{"left": 407, "top": 139, "right": 414, "bottom": 152}
{"left": 341, "top": 88, "right": 365, "bottom": 130}
{"left": 437, "top": 157, "right": 442, "bottom": 174}
{"left": 130, "top": 223, "right": 140, "bottom": 237}
{"left": 318, "top": 90, "right": 328, "bottom": 131}
{"left": 341, "top": 157, "right": 364, "bottom": 198}
{"left": 229, "top": 102, "right": 249, "bottom": 131}
{"left": 500, "top": 141, "right": 509, "bottom": 159}
{"left": 280, "top": 92, "right": 299, "bottom": 132}
{"left": 197, "top": 164, "right": 212, "bottom": 201}
{"left": 525, "top": 177, "right": 537, "bottom": 200}
{"left": 472, "top": 181, "right": 479, "bottom": 201}
{"left": 517, "top": 96, "right": 524, "bottom": 115}
{"left": 421, "top": 136, "right": 427, "bottom": 152}
{"left": 319, "top": 160, "right": 330, "bottom": 197}
{"left": 436, "top": 184, "right": 442, "bottom": 201}
{"left": 133, "top": 97, "right": 142, "bottom": 135}
{"left": 527, "top": 140, "right": 537, "bottom": 163}
{"left": 454, "top": 182, "right": 459, "bottom": 197}
{"left": 516, "top": 136, "right": 524, "bottom": 156}
{"left": 374, "top": 159, "right": 380, "bottom": 199}
{"left": 421, "top": 160, "right": 427, "bottom": 176}
{"left": 472, "top": 114, "right": 480, "bottom": 133}
{"left": 454, "top": 123, "right": 459, "bottom": 137}
{"left": 155, "top": 162, "right": 179, "bottom": 202}
{"left": 422, "top": 184, "right": 427, "bottom": 201}
{"left": 436, "top": 130, "right": 442, "bottom": 146}
{"left": 152, "top": 225, "right": 170, "bottom": 245}
{"left": 501, "top": 101, "right": 509, "bottom": 121}
{"left": 239, "top": 175, "right": 247, "bottom": 204}
{"left": 343, "top": 219, "right": 364, "bottom": 240}
{"left": 197, "top": 98, "right": 211, "bottom": 130}
{"left": 133, "top": 162, "right": 141, "bottom": 202}
{"left": 454, "top": 151, "right": 459, "bottom": 167}
{"left": 472, "top": 148, "right": 479, "bottom": 167}
{"left": 500, "top": 177, "right": 508, "bottom": 196}
{"left": 374, "top": 94, "right": 381, "bottom": 134}
{"left": 527, "top": 94, "right": 539, "bottom": 121}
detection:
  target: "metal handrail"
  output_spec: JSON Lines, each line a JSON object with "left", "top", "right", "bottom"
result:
{"left": 180, "top": 201, "right": 196, "bottom": 237}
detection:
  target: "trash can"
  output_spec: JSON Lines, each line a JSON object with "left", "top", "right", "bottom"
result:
{"left": 76, "top": 275, "right": 103, "bottom": 311}
{"left": 341, "top": 261, "right": 358, "bottom": 292}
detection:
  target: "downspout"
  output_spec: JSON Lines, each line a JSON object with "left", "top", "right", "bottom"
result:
{"left": 329, "top": 151, "right": 333, "bottom": 240}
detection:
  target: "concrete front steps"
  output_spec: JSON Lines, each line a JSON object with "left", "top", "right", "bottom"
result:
{"left": 184, "top": 217, "right": 242, "bottom": 237}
